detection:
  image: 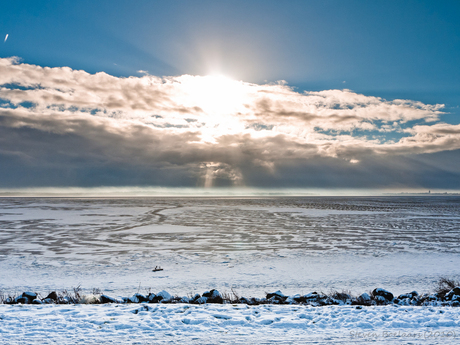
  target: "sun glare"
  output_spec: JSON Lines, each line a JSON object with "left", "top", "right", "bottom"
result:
{"left": 187, "top": 74, "right": 246, "bottom": 115}
{"left": 178, "top": 74, "right": 250, "bottom": 141}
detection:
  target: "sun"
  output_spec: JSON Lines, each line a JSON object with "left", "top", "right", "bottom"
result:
{"left": 187, "top": 74, "right": 246, "bottom": 115}
{"left": 176, "top": 73, "right": 251, "bottom": 141}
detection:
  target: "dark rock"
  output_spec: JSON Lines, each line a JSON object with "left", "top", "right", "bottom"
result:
{"left": 23, "top": 292, "right": 37, "bottom": 299}
{"left": 195, "top": 296, "right": 208, "bottom": 304}
{"left": 15, "top": 296, "right": 28, "bottom": 304}
{"left": 333, "top": 292, "right": 351, "bottom": 301}
{"left": 266, "top": 290, "right": 285, "bottom": 299}
{"left": 44, "top": 291, "right": 58, "bottom": 301}
{"left": 149, "top": 295, "right": 164, "bottom": 303}
{"left": 374, "top": 295, "right": 388, "bottom": 305}
{"left": 42, "top": 298, "right": 55, "bottom": 304}
{"left": 303, "top": 292, "right": 319, "bottom": 301}
{"left": 100, "top": 295, "right": 117, "bottom": 304}
{"left": 249, "top": 297, "right": 260, "bottom": 305}
{"left": 32, "top": 299, "right": 43, "bottom": 304}
{"left": 266, "top": 290, "right": 287, "bottom": 302}
{"left": 20, "top": 292, "right": 37, "bottom": 304}
{"left": 147, "top": 293, "right": 156, "bottom": 302}
{"left": 446, "top": 287, "right": 460, "bottom": 300}
{"left": 208, "top": 296, "right": 223, "bottom": 304}
{"left": 355, "top": 295, "right": 372, "bottom": 305}
{"left": 372, "top": 288, "right": 394, "bottom": 301}
{"left": 155, "top": 290, "right": 172, "bottom": 303}
{"left": 191, "top": 294, "right": 201, "bottom": 302}
{"left": 133, "top": 293, "right": 148, "bottom": 303}
{"left": 398, "top": 291, "right": 418, "bottom": 300}
{"left": 239, "top": 297, "right": 251, "bottom": 304}
{"left": 128, "top": 295, "right": 139, "bottom": 303}
{"left": 203, "top": 289, "right": 223, "bottom": 304}
{"left": 294, "top": 295, "right": 307, "bottom": 303}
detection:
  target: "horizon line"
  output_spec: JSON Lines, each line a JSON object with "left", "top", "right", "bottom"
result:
{"left": 0, "top": 186, "right": 459, "bottom": 198}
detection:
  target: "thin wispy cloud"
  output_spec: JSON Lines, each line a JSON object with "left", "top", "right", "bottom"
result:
{"left": 0, "top": 57, "right": 458, "bottom": 189}
{"left": 4, "top": 34, "right": 8, "bottom": 42}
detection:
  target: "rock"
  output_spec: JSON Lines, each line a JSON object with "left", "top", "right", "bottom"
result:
{"left": 195, "top": 296, "right": 207, "bottom": 304}
{"left": 19, "top": 292, "right": 37, "bottom": 304}
{"left": 372, "top": 288, "right": 394, "bottom": 301}
{"left": 294, "top": 295, "right": 306, "bottom": 303}
{"left": 15, "top": 296, "right": 28, "bottom": 304}
{"left": 285, "top": 296, "right": 296, "bottom": 304}
{"left": 304, "top": 292, "right": 319, "bottom": 300}
{"left": 375, "top": 295, "right": 387, "bottom": 304}
{"left": 100, "top": 295, "right": 117, "bottom": 304}
{"left": 23, "top": 292, "right": 37, "bottom": 299}
{"left": 398, "top": 291, "right": 418, "bottom": 300}
{"left": 266, "top": 290, "right": 287, "bottom": 302}
{"left": 266, "top": 290, "right": 285, "bottom": 299}
{"left": 44, "top": 291, "right": 58, "bottom": 302}
{"left": 239, "top": 297, "right": 251, "bottom": 304}
{"left": 32, "top": 299, "right": 43, "bottom": 304}
{"left": 156, "top": 290, "right": 172, "bottom": 302}
{"left": 446, "top": 287, "right": 460, "bottom": 300}
{"left": 180, "top": 296, "right": 190, "bottom": 303}
{"left": 133, "top": 293, "right": 148, "bottom": 303}
{"left": 203, "top": 289, "right": 223, "bottom": 304}
{"left": 42, "top": 298, "right": 55, "bottom": 304}
{"left": 128, "top": 295, "right": 139, "bottom": 303}
{"left": 191, "top": 294, "right": 201, "bottom": 302}
{"left": 360, "top": 293, "right": 371, "bottom": 301}
{"left": 397, "top": 298, "right": 411, "bottom": 306}
{"left": 149, "top": 290, "right": 173, "bottom": 303}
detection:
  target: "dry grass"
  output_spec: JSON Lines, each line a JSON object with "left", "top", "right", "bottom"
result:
{"left": 435, "top": 277, "right": 459, "bottom": 297}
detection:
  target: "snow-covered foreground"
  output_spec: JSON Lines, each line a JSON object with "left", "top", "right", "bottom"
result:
{"left": 0, "top": 304, "right": 459, "bottom": 344}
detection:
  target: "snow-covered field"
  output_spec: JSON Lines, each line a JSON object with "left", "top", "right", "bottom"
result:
{"left": 0, "top": 304, "right": 458, "bottom": 344}
{"left": 1, "top": 196, "right": 460, "bottom": 343}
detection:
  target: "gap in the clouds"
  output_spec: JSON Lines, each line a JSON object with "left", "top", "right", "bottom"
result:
{"left": 313, "top": 127, "right": 412, "bottom": 143}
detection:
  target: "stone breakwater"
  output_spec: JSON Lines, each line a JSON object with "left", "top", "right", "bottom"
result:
{"left": 3, "top": 287, "right": 460, "bottom": 307}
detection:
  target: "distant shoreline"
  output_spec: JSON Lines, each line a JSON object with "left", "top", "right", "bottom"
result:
{"left": 384, "top": 192, "right": 460, "bottom": 196}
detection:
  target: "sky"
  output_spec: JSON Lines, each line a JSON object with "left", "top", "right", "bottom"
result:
{"left": 1, "top": 0, "right": 460, "bottom": 192}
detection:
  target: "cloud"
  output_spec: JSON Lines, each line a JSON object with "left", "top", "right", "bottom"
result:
{"left": 0, "top": 57, "right": 459, "bottom": 189}
{"left": 3, "top": 34, "right": 7, "bottom": 43}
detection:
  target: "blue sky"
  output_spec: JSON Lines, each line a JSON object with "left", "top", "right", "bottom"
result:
{"left": 1, "top": 1, "right": 460, "bottom": 191}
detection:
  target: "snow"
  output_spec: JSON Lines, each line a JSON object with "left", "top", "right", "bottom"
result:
{"left": 1, "top": 196, "right": 460, "bottom": 343}
{"left": 0, "top": 304, "right": 458, "bottom": 344}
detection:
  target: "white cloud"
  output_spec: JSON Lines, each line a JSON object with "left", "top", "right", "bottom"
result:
{"left": 0, "top": 57, "right": 458, "bottom": 187}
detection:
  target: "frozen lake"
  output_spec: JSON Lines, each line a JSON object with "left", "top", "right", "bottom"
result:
{"left": 1, "top": 196, "right": 459, "bottom": 297}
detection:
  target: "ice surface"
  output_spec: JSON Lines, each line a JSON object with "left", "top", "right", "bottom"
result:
{"left": 1, "top": 196, "right": 459, "bottom": 296}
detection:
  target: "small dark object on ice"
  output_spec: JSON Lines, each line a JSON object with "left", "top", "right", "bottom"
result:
{"left": 152, "top": 266, "right": 164, "bottom": 272}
